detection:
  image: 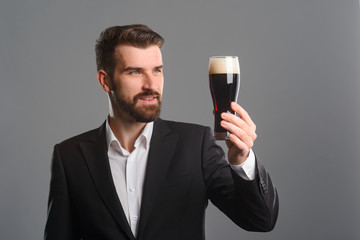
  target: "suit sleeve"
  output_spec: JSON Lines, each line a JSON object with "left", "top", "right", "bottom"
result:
{"left": 44, "top": 144, "right": 80, "bottom": 240}
{"left": 201, "top": 127, "right": 279, "bottom": 232}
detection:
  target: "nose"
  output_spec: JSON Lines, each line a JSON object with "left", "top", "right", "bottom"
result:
{"left": 142, "top": 72, "right": 161, "bottom": 92}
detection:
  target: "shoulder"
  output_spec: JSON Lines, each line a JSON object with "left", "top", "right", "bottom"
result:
{"left": 56, "top": 121, "right": 106, "bottom": 149}
{"left": 155, "top": 118, "right": 213, "bottom": 141}
{"left": 157, "top": 118, "right": 210, "bottom": 132}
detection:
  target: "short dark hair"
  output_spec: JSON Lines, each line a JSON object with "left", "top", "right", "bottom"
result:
{"left": 95, "top": 24, "right": 164, "bottom": 79}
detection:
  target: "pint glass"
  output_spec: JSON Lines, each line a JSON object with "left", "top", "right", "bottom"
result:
{"left": 209, "top": 56, "right": 240, "bottom": 140}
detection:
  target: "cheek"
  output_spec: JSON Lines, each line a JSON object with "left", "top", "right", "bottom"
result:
{"left": 117, "top": 80, "right": 141, "bottom": 95}
{"left": 158, "top": 78, "right": 164, "bottom": 93}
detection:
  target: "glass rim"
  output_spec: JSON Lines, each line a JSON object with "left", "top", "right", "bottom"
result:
{"left": 209, "top": 56, "right": 238, "bottom": 59}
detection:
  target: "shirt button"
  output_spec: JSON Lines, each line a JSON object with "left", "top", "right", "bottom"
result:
{"left": 129, "top": 187, "right": 135, "bottom": 192}
{"left": 133, "top": 216, "right": 138, "bottom": 221}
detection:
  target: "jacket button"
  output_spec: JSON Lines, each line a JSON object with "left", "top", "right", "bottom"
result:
{"left": 261, "top": 184, "right": 268, "bottom": 193}
{"left": 259, "top": 178, "right": 268, "bottom": 193}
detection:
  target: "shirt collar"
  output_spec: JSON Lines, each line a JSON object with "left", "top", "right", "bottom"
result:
{"left": 105, "top": 117, "right": 154, "bottom": 154}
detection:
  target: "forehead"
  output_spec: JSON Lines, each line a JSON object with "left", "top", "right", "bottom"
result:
{"left": 114, "top": 44, "right": 163, "bottom": 68}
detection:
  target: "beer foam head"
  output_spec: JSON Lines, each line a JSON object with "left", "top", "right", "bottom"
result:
{"left": 209, "top": 56, "right": 240, "bottom": 74}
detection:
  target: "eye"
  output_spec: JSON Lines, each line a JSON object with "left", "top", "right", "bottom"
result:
{"left": 130, "top": 70, "right": 140, "bottom": 75}
{"left": 154, "top": 68, "right": 162, "bottom": 73}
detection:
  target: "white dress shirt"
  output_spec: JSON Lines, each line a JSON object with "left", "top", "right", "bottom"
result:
{"left": 106, "top": 119, "right": 256, "bottom": 237}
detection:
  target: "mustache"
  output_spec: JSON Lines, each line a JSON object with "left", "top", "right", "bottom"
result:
{"left": 134, "top": 91, "right": 161, "bottom": 101}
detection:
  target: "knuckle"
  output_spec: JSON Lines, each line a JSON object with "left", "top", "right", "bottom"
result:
{"left": 236, "top": 129, "right": 243, "bottom": 138}
{"left": 239, "top": 122, "right": 247, "bottom": 130}
{"left": 248, "top": 141, "right": 254, "bottom": 148}
{"left": 230, "top": 113, "right": 237, "bottom": 122}
{"left": 253, "top": 133, "right": 257, "bottom": 140}
{"left": 243, "top": 146, "right": 250, "bottom": 154}
{"left": 240, "top": 128, "right": 247, "bottom": 137}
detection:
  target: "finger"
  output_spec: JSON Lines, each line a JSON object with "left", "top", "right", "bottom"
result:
{"left": 221, "top": 112, "right": 252, "bottom": 137}
{"left": 221, "top": 121, "right": 254, "bottom": 148}
{"left": 228, "top": 133, "right": 251, "bottom": 155}
{"left": 230, "top": 102, "right": 256, "bottom": 130}
{"left": 221, "top": 113, "right": 257, "bottom": 141}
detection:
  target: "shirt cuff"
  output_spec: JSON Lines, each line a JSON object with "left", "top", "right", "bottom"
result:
{"left": 229, "top": 149, "right": 256, "bottom": 180}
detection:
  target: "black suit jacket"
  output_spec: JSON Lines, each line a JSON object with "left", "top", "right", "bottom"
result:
{"left": 44, "top": 118, "right": 278, "bottom": 240}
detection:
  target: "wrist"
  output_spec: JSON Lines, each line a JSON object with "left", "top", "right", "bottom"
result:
{"left": 229, "top": 151, "right": 250, "bottom": 165}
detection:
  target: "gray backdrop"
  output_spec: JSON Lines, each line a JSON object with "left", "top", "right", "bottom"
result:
{"left": 1, "top": 0, "right": 359, "bottom": 239}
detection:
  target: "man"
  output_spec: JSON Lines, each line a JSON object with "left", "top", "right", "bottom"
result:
{"left": 44, "top": 24, "right": 278, "bottom": 240}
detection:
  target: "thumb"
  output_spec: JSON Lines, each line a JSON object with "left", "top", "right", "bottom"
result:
{"left": 225, "top": 139, "right": 233, "bottom": 149}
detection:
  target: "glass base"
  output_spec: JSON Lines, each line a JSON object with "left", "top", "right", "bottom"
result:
{"left": 214, "top": 132, "right": 228, "bottom": 140}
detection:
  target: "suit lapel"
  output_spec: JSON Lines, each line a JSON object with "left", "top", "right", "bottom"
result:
{"left": 137, "top": 119, "right": 179, "bottom": 239}
{"left": 80, "top": 122, "right": 135, "bottom": 240}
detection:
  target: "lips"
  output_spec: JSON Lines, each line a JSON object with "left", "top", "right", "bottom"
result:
{"left": 139, "top": 96, "right": 157, "bottom": 101}
{"left": 135, "top": 91, "right": 160, "bottom": 103}
{"left": 137, "top": 95, "right": 159, "bottom": 105}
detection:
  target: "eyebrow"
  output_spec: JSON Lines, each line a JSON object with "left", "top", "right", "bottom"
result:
{"left": 154, "top": 65, "right": 164, "bottom": 69}
{"left": 123, "top": 65, "right": 163, "bottom": 72}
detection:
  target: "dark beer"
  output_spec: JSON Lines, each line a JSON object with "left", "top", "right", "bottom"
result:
{"left": 209, "top": 56, "right": 240, "bottom": 140}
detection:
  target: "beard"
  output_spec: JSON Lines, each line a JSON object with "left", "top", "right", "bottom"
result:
{"left": 110, "top": 88, "right": 162, "bottom": 123}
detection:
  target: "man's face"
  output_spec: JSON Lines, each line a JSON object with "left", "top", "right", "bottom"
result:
{"left": 109, "top": 44, "right": 164, "bottom": 122}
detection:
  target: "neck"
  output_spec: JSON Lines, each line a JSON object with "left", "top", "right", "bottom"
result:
{"left": 108, "top": 111, "right": 147, "bottom": 153}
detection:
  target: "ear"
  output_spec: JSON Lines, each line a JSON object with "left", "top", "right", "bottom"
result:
{"left": 97, "top": 70, "right": 112, "bottom": 93}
